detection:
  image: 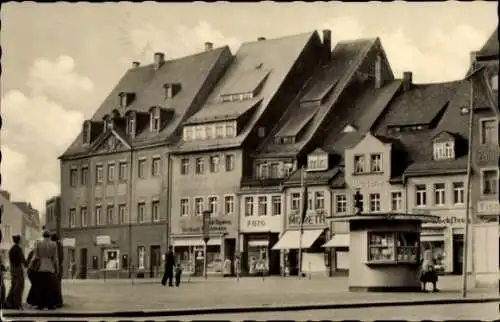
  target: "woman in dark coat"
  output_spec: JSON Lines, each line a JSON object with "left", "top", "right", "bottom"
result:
{"left": 51, "top": 233, "right": 64, "bottom": 308}
{"left": 5, "top": 235, "right": 27, "bottom": 309}
{"left": 26, "top": 248, "right": 38, "bottom": 307}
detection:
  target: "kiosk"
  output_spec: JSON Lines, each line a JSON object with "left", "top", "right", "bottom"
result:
{"left": 330, "top": 213, "right": 439, "bottom": 292}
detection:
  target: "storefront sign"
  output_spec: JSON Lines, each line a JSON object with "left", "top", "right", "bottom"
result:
{"left": 351, "top": 179, "right": 385, "bottom": 189}
{"left": 62, "top": 238, "right": 76, "bottom": 247}
{"left": 95, "top": 235, "right": 111, "bottom": 245}
{"left": 425, "top": 215, "right": 470, "bottom": 227}
{"left": 476, "top": 148, "right": 499, "bottom": 166}
{"left": 287, "top": 212, "right": 326, "bottom": 227}
{"left": 241, "top": 216, "right": 281, "bottom": 233}
{"left": 477, "top": 200, "right": 500, "bottom": 215}
{"left": 179, "top": 217, "right": 234, "bottom": 235}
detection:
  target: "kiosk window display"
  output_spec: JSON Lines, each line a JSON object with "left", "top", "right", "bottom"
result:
{"left": 367, "top": 231, "right": 419, "bottom": 264}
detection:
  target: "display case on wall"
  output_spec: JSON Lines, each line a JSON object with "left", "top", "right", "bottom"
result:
{"left": 367, "top": 231, "right": 419, "bottom": 264}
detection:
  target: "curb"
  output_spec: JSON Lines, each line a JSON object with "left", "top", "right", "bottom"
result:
{"left": 3, "top": 297, "right": 500, "bottom": 318}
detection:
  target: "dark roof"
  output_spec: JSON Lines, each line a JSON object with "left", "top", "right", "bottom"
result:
{"left": 478, "top": 27, "right": 499, "bottom": 56}
{"left": 382, "top": 83, "right": 458, "bottom": 127}
{"left": 275, "top": 106, "right": 317, "bottom": 137}
{"left": 185, "top": 98, "right": 263, "bottom": 124}
{"left": 220, "top": 69, "right": 270, "bottom": 95}
{"left": 173, "top": 31, "right": 317, "bottom": 153}
{"left": 284, "top": 167, "right": 341, "bottom": 187}
{"left": 257, "top": 38, "right": 379, "bottom": 157}
{"left": 61, "top": 46, "right": 232, "bottom": 158}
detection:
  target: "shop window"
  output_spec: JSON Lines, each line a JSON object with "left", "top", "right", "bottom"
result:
{"left": 367, "top": 231, "right": 419, "bottom": 264}
{"left": 104, "top": 249, "right": 120, "bottom": 270}
{"left": 137, "top": 246, "right": 146, "bottom": 270}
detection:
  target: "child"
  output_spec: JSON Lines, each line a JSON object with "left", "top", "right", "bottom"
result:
{"left": 174, "top": 263, "right": 183, "bottom": 287}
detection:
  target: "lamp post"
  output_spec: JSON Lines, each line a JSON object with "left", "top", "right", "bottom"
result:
{"left": 202, "top": 210, "right": 211, "bottom": 280}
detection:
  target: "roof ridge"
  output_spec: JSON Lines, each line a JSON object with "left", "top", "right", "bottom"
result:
{"left": 138, "top": 46, "right": 229, "bottom": 68}
{"left": 335, "top": 37, "right": 378, "bottom": 45}
{"left": 241, "top": 31, "right": 315, "bottom": 46}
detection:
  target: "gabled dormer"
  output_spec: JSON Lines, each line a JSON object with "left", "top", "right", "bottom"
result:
{"left": 125, "top": 111, "right": 137, "bottom": 138}
{"left": 274, "top": 107, "right": 317, "bottom": 145}
{"left": 164, "top": 83, "right": 182, "bottom": 100}
{"left": 343, "top": 124, "right": 357, "bottom": 133}
{"left": 102, "top": 115, "right": 115, "bottom": 132}
{"left": 82, "top": 120, "right": 104, "bottom": 145}
{"left": 307, "top": 148, "right": 328, "bottom": 171}
{"left": 432, "top": 131, "right": 457, "bottom": 160}
{"left": 219, "top": 69, "right": 270, "bottom": 103}
{"left": 119, "top": 92, "right": 136, "bottom": 109}
{"left": 149, "top": 106, "right": 175, "bottom": 132}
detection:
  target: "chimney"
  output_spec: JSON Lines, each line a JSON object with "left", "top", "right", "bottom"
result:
{"left": 204, "top": 42, "right": 214, "bottom": 51}
{"left": 403, "top": 71, "right": 413, "bottom": 92}
{"left": 374, "top": 54, "right": 383, "bottom": 89}
{"left": 257, "top": 37, "right": 266, "bottom": 41}
{"left": 322, "top": 29, "right": 332, "bottom": 61}
{"left": 154, "top": 52, "right": 165, "bottom": 70}
{"left": 132, "top": 61, "right": 140, "bottom": 68}
{"left": 0, "top": 190, "right": 10, "bottom": 201}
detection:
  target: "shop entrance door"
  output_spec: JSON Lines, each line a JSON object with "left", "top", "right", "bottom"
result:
{"left": 150, "top": 245, "right": 161, "bottom": 278}
{"left": 79, "top": 248, "right": 87, "bottom": 279}
{"left": 452, "top": 235, "right": 464, "bottom": 275}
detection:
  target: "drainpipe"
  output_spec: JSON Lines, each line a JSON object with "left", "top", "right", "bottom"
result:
{"left": 166, "top": 153, "right": 173, "bottom": 250}
{"left": 235, "top": 191, "right": 241, "bottom": 258}
{"left": 127, "top": 149, "right": 134, "bottom": 278}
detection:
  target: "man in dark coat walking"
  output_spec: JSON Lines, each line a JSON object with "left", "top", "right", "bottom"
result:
{"left": 161, "top": 246, "right": 175, "bottom": 287}
{"left": 51, "top": 233, "right": 64, "bottom": 308}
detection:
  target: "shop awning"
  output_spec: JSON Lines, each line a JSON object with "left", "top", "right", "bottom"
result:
{"left": 173, "top": 238, "right": 222, "bottom": 247}
{"left": 420, "top": 235, "right": 444, "bottom": 242}
{"left": 322, "top": 234, "right": 350, "bottom": 248}
{"left": 248, "top": 240, "right": 269, "bottom": 247}
{"left": 272, "top": 229, "right": 324, "bottom": 250}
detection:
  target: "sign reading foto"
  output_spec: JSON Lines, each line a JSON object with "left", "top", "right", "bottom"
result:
{"left": 241, "top": 216, "right": 281, "bottom": 233}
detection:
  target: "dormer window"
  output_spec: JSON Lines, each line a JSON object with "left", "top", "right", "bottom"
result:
{"left": 490, "top": 74, "right": 498, "bottom": 91}
{"left": 127, "top": 112, "right": 136, "bottom": 137}
{"left": 165, "top": 83, "right": 181, "bottom": 99}
{"left": 343, "top": 124, "right": 357, "bottom": 133}
{"left": 103, "top": 116, "right": 112, "bottom": 132}
{"left": 120, "top": 93, "right": 128, "bottom": 108}
{"left": 82, "top": 121, "right": 91, "bottom": 145}
{"left": 150, "top": 107, "right": 161, "bottom": 132}
{"left": 433, "top": 141, "right": 455, "bottom": 160}
{"left": 307, "top": 154, "right": 328, "bottom": 171}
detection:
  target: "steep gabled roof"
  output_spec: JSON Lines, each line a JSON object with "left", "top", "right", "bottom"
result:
{"left": 173, "top": 31, "right": 318, "bottom": 153}
{"left": 257, "top": 38, "right": 379, "bottom": 157}
{"left": 61, "top": 46, "right": 232, "bottom": 158}
{"left": 478, "top": 27, "right": 499, "bottom": 56}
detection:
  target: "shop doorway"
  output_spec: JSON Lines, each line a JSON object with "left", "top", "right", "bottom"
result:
{"left": 150, "top": 245, "right": 161, "bottom": 278}
{"left": 287, "top": 250, "right": 299, "bottom": 276}
{"left": 79, "top": 248, "right": 87, "bottom": 279}
{"left": 452, "top": 235, "right": 464, "bottom": 275}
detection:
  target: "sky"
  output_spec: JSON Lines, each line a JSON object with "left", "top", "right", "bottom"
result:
{"left": 1, "top": 2, "right": 498, "bottom": 219}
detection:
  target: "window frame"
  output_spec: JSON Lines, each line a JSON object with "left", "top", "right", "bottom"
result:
{"left": 291, "top": 193, "right": 301, "bottom": 211}
{"left": 479, "top": 117, "right": 498, "bottom": 145}
{"left": 244, "top": 196, "right": 254, "bottom": 217}
{"left": 137, "top": 202, "right": 146, "bottom": 223}
{"left": 106, "top": 205, "right": 114, "bottom": 225}
{"left": 70, "top": 168, "right": 78, "bottom": 187}
{"left": 271, "top": 195, "right": 282, "bottom": 216}
{"left": 81, "top": 166, "right": 89, "bottom": 185}
{"left": 433, "top": 183, "right": 446, "bottom": 206}
{"left": 335, "top": 194, "right": 347, "bottom": 214}
{"left": 107, "top": 162, "right": 116, "bottom": 183}
{"left": 80, "top": 207, "right": 88, "bottom": 227}
{"left": 480, "top": 168, "right": 499, "bottom": 197}
{"left": 194, "top": 197, "right": 204, "bottom": 216}
{"left": 369, "top": 193, "right": 381, "bottom": 212}
{"left": 452, "top": 182, "right": 465, "bottom": 205}
{"left": 258, "top": 196, "right": 268, "bottom": 217}
{"left": 354, "top": 154, "right": 365, "bottom": 174}
{"left": 225, "top": 154, "right": 235, "bottom": 172}
{"left": 208, "top": 195, "right": 219, "bottom": 216}
{"left": 391, "top": 191, "right": 403, "bottom": 212}
{"left": 195, "top": 158, "right": 204, "bottom": 174}
{"left": 180, "top": 198, "right": 190, "bottom": 216}
{"left": 209, "top": 155, "right": 220, "bottom": 173}
{"left": 69, "top": 208, "right": 77, "bottom": 228}
{"left": 118, "top": 204, "right": 127, "bottom": 224}
{"left": 95, "top": 164, "right": 104, "bottom": 184}
{"left": 180, "top": 158, "right": 190, "bottom": 175}
{"left": 314, "top": 191, "right": 325, "bottom": 210}
{"left": 370, "top": 153, "right": 383, "bottom": 172}
{"left": 95, "top": 205, "right": 102, "bottom": 226}
{"left": 223, "top": 195, "right": 235, "bottom": 216}
{"left": 118, "top": 161, "right": 128, "bottom": 181}
{"left": 137, "top": 158, "right": 147, "bottom": 179}
{"left": 151, "top": 200, "right": 160, "bottom": 222}
{"left": 415, "top": 184, "right": 427, "bottom": 207}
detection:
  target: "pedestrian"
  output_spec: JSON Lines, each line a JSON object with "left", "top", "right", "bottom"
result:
{"left": 25, "top": 248, "right": 38, "bottom": 308}
{"left": 249, "top": 257, "right": 256, "bottom": 276}
{"left": 31, "top": 230, "right": 59, "bottom": 310}
{"left": 5, "top": 235, "right": 27, "bottom": 309}
{"left": 51, "top": 233, "right": 64, "bottom": 308}
{"left": 419, "top": 246, "right": 439, "bottom": 292}
{"left": 174, "top": 263, "right": 183, "bottom": 287}
{"left": 0, "top": 254, "right": 7, "bottom": 308}
{"left": 161, "top": 246, "right": 175, "bottom": 287}
{"left": 223, "top": 257, "right": 232, "bottom": 277}
{"left": 234, "top": 255, "right": 241, "bottom": 280}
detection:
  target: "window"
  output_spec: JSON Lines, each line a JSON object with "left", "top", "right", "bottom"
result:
{"left": 183, "top": 127, "right": 193, "bottom": 141}
{"left": 270, "top": 163, "right": 280, "bottom": 178}
{"left": 180, "top": 198, "right": 190, "bottom": 216}
{"left": 150, "top": 108, "right": 160, "bottom": 131}
{"left": 491, "top": 74, "right": 498, "bottom": 91}
{"left": 226, "top": 122, "right": 235, "bottom": 137}
{"left": 82, "top": 122, "right": 90, "bottom": 144}
{"left": 121, "top": 255, "right": 129, "bottom": 270}
{"left": 138, "top": 159, "right": 146, "bottom": 178}
{"left": 433, "top": 142, "right": 455, "bottom": 160}
{"left": 194, "top": 197, "right": 204, "bottom": 216}
{"left": 244, "top": 197, "right": 254, "bottom": 216}
{"left": 224, "top": 196, "right": 234, "bottom": 215}
{"left": 215, "top": 124, "right": 224, "bottom": 138}
{"left": 370, "top": 154, "right": 382, "bottom": 172}
{"left": 314, "top": 192, "right": 325, "bottom": 210}
{"left": 482, "top": 169, "right": 498, "bottom": 196}
{"left": 118, "top": 204, "right": 127, "bottom": 224}
{"left": 434, "top": 183, "right": 446, "bottom": 206}
{"left": 152, "top": 200, "right": 160, "bottom": 222}
{"left": 291, "top": 193, "right": 301, "bottom": 210}
{"left": 368, "top": 232, "right": 418, "bottom": 263}
{"left": 225, "top": 155, "right": 235, "bottom": 171}
{"left": 106, "top": 205, "right": 114, "bottom": 225}
{"left": 258, "top": 163, "right": 269, "bottom": 178}
{"left": 95, "top": 206, "right": 102, "bottom": 226}
{"left": 195, "top": 126, "right": 205, "bottom": 140}
{"left": 180, "top": 158, "right": 190, "bottom": 175}
{"left": 391, "top": 192, "right": 403, "bottom": 212}
{"left": 258, "top": 196, "right": 267, "bottom": 216}
{"left": 81, "top": 207, "right": 87, "bottom": 227}
{"left": 353, "top": 193, "right": 364, "bottom": 213}
{"left": 335, "top": 194, "right": 347, "bottom": 214}
{"left": 210, "top": 156, "right": 220, "bottom": 173}
{"left": 118, "top": 162, "right": 127, "bottom": 180}
{"left": 69, "top": 208, "right": 76, "bottom": 228}
{"left": 272, "top": 196, "right": 281, "bottom": 216}
{"left": 283, "top": 162, "right": 293, "bottom": 177}
{"left": 308, "top": 155, "right": 328, "bottom": 171}
{"left": 415, "top": 185, "right": 427, "bottom": 207}
{"left": 152, "top": 158, "right": 161, "bottom": 177}
{"left": 127, "top": 115, "right": 136, "bottom": 137}
{"left": 369, "top": 193, "right": 381, "bottom": 212}
{"left": 70, "top": 169, "right": 78, "bottom": 187}
{"left": 205, "top": 125, "right": 214, "bottom": 139}
{"left": 354, "top": 155, "right": 365, "bottom": 173}
{"left": 107, "top": 163, "right": 115, "bottom": 183}
{"left": 95, "top": 165, "right": 103, "bottom": 184}
{"left": 195, "top": 158, "right": 204, "bottom": 174}
{"left": 81, "top": 166, "right": 89, "bottom": 185}
{"left": 480, "top": 119, "right": 497, "bottom": 145}
{"left": 208, "top": 196, "right": 218, "bottom": 215}
{"left": 137, "top": 246, "right": 146, "bottom": 270}
{"left": 257, "top": 126, "right": 266, "bottom": 138}
{"left": 453, "top": 182, "right": 465, "bottom": 205}
{"left": 137, "top": 202, "right": 146, "bottom": 223}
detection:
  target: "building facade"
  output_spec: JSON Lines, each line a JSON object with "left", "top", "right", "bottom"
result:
{"left": 59, "top": 46, "right": 233, "bottom": 279}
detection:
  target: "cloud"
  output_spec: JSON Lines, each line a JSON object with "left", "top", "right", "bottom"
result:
{"left": 1, "top": 55, "right": 89, "bottom": 216}
{"left": 321, "top": 17, "right": 489, "bottom": 83}
{"left": 128, "top": 21, "right": 241, "bottom": 63}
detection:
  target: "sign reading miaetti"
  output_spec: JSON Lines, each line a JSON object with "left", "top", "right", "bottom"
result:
{"left": 288, "top": 212, "right": 326, "bottom": 227}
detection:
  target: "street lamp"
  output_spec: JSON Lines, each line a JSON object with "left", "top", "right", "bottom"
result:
{"left": 202, "top": 210, "right": 211, "bottom": 280}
